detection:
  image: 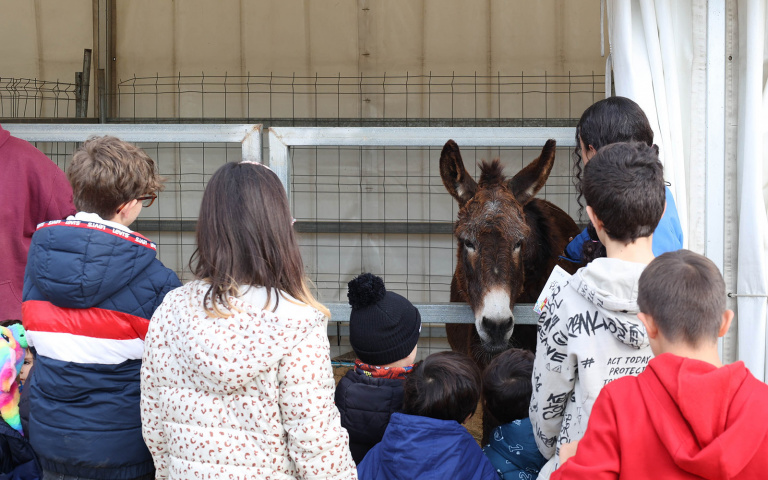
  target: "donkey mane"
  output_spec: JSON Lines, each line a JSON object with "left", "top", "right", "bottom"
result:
{"left": 478, "top": 159, "right": 506, "bottom": 187}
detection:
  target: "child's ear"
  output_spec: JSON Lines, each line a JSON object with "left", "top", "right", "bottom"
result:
{"left": 718, "top": 310, "right": 734, "bottom": 338}
{"left": 585, "top": 206, "right": 604, "bottom": 234}
{"left": 637, "top": 312, "right": 658, "bottom": 339}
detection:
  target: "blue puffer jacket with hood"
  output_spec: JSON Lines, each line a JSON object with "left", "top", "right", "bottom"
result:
{"left": 357, "top": 412, "right": 498, "bottom": 480}
{"left": 21, "top": 217, "right": 180, "bottom": 480}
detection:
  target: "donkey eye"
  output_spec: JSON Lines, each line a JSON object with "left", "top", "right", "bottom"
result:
{"left": 464, "top": 240, "right": 476, "bottom": 251}
{"left": 513, "top": 240, "right": 523, "bottom": 251}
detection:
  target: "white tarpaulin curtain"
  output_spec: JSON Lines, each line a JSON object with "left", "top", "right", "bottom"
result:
{"left": 607, "top": 0, "right": 768, "bottom": 378}
{"left": 734, "top": 0, "right": 768, "bottom": 381}
{"left": 606, "top": 0, "right": 693, "bottom": 251}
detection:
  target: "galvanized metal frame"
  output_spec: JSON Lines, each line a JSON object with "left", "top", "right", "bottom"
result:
{"left": 4, "top": 123, "right": 263, "bottom": 162}
{"left": 268, "top": 127, "right": 576, "bottom": 198}
{"left": 269, "top": 126, "right": 576, "bottom": 325}
{"left": 328, "top": 302, "right": 539, "bottom": 325}
{"left": 705, "top": 1, "right": 725, "bottom": 272}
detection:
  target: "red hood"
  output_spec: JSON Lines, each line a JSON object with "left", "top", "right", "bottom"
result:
{"left": 638, "top": 353, "right": 768, "bottom": 479}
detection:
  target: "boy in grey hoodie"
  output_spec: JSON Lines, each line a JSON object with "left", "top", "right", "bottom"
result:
{"left": 529, "top": 142, "right": 668, "bottom": 479}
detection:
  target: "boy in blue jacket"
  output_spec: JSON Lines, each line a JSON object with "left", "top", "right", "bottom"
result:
{"left": 483, "top": 348, "right": 546, "bottom": 479}
{"left": 22, "top": 136, "right": 181, "bottom": 480}
{"left": 357, "top": 351, "right": 498, "bottom": 480}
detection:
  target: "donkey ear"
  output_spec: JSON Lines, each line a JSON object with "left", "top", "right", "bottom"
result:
{"left": 508, "top": 139, "right": 556, "bottom": 205}
{"left": 440, "top": 140, "right": 477, "bottom": 206}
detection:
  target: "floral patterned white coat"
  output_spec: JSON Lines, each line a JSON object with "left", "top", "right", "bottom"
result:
{"left": 140, "top": 280, "right": 357, "bottom": 480}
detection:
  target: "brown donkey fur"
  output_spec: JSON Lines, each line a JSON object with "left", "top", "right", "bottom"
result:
{"left": 440, "top": 139, "right": 580, "bottom": 440}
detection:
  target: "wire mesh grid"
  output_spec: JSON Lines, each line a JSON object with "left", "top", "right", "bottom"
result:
{"left": 113, "top": 72, "right": 605, "bottom": 125}
{"left": 292, "top": 144, "right": 578, "bottom": 305}
{"left": 31, "top": 140, "right": 242, "bottom": 284}
{"left": 30, "top": 139, "right": 580, "bottom": 362}
{"left": 1, "top": 78, "right": 78, "bottom": 119}
{"left": 18, "top": 71, "right": 601, "bottom": 362}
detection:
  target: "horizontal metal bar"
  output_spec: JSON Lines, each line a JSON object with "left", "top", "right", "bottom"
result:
{"left": 130, "top": 219, "right": 455, "bottom": 234}
{"left": 4, "top": 123, "right": 262, "bottom": 144}
{"left": 0, "top": 118, "right": 99, "bottom": 124}
{"left": 294, "top": 221, "right": 454, "bottom": 235}
{"left": 269, "top": 127, "right": 577, "bottom": 148}
{"left": 327, "top": 302, "right": 539, "bottom": 325}
{"left": 102, "top": 118, "right": 580, "bottom": 128}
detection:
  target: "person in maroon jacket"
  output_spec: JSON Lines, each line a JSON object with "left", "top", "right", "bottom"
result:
{"left": 553, "top": 250, "right": 768, "bottom": 480}
{"left": 0, "top": 124, "right": 75, "bottom": 319}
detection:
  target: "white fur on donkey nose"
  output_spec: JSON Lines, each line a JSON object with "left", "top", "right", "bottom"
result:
{"left": 476, "top": 288, "right": 514, "bottom": 341}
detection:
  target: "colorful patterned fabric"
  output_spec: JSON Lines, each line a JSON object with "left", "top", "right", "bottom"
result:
{"left": 0, "top": 325, "right": 23, "bottom": 434}
{"left": 141, "top": 281, "right": 357, "bottom": 479}
{"left": 354, "top": 359, "right": 414, "bottom": 380}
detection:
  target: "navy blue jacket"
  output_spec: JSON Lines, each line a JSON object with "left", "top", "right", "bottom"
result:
{"left": 564, "top": 186, "right": 684, "bottom": 262}
{"left": 0, "top": 418, "right": 40, "bottom": 480}
{"left": 483, "top": 418, "right": 546, "bottom": 480}
{"left": 335, "top": 369, "right": 405, "bottom": 464}
{"left": 21, "top": 219, "right": 180, "bottom": 480}
{"left": 357, "top": 412, "right": 498, "bottom": 480}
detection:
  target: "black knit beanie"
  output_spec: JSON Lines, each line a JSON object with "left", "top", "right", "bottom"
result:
{"left": 347, "top": 273, "right": 421, "bottom": 366}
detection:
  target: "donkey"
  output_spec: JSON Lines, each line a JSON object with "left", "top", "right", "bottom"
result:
{"left": 440, "top": 139, "right": 581, "bottom": 366}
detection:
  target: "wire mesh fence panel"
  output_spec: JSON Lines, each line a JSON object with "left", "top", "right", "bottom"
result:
{"left": 291, "top": 143, "right": 579, "bottom": 362}
{"left": 113, "top": 72, "right": 605, "bottom": 126}
{"left": 1, "top": 78, "right": 79, "bottom": 119}
{"left": 292, "top": 144, "right": 578, "bottom": 303}
{"left": 30, "top": 140, "right": 242, "bottom": 283}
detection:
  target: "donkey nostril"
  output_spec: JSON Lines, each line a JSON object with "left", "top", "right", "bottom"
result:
{"left": 482, "top": 317, "right": 514, "bottom": 335}
{"left": 481, "top": 317, "right": 493, "bottom": 331}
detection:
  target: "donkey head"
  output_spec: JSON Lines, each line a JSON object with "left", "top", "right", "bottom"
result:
{"left": 440, "top": 139, "right": 557, "bottom": 354}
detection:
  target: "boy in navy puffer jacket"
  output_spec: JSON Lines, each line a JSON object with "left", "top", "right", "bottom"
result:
{"left": 335, "top": 273, "right": 421, "bottom": 464}
{"left": 22, "top": 136, "right": 181, "bottom": 480}
{"left": 357, "top": 351, "right": 498, "bottom": 480}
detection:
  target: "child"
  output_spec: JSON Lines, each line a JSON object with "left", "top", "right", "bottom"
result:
{"left": 564, "top": 96, "right": 683, "bottom": 263}
{"left": 483, "top": 348, "right": 547, "bottom": 479}
{"left": 335, "top": 272, "right": 422, "bottom": 464}
{"left": 553, "top": 250, "right": 768, "bottom": 479}
{"left": 0, "top": 320, "right": 30, "bottom": 389}
{"left": 0, "top": 322, "right": 40, "bottom": 479}
{"left": 22, "top": 136, "right": 181, "bottom": 480}
{"left": 357, "top": 351, "right": 498, "bottom": 480}
{"left": 530, "top": 142, "right": 665, "bottom": 479}
{"left": 141, "top": 161, "right": 356, "bottom": 478}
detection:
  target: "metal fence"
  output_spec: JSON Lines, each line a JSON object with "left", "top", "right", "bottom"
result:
{"left": 1, "top": 77, "right": 79, "bottom": 119}
{"left": 8, "top": 123, "right": 572, "bottom": 362}
{"left": 113, "top": 72, "right": 604, "bottom": 125}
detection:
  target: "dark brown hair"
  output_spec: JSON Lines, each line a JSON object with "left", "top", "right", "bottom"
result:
{"left": 573, "top": 97, "right": 655, "bottom": 262}
{"left": 638, "top": 250, "right": 726, "bottom": 346}
{"left": 403, "top": 351, "right": 481, "bottom": 424}
{"left": 67, "top": 136, "right": 164, "bottom": 219}
{"left": 483, "top": 348, "right": 534, "bottom": 423}
{"left": 191, "top": 161, "right": 328, "bottom": 318}
{"left": 582, "top": 142, "right": 665, "bottom": 244}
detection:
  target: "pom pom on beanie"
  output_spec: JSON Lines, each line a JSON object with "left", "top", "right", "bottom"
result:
{"left": 347, "top": 273, "right": 421, "bottom": 366}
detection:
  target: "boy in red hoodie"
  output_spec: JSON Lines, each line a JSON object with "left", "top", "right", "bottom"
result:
{"left": 553, "top": 249, "right": 768, "bottom": 480}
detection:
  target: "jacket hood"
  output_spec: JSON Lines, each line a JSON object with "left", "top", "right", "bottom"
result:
{"left": 485, "top": 418, "right": 546, "bottom": 475}
{"left": 25, "top": 221, "right": 159, "bottom": 308}
{"left": 638, "top": 354, "right": 768, "bottom": 479}
{"left": 569, "top": 257, "right": 649, "bottom": 348}
{"left": 163, "top": 281, "right": 326, "bottom": 395}
{"left": 361, "top": 412, "right": 497, "bottom": 480}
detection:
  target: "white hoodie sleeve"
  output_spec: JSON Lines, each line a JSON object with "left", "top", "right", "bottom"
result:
{"left": 277, "top": 317, "right": 357, "bottom": 480}
{"left": 530, "top": 285, "right": 577, "bottom": 461}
